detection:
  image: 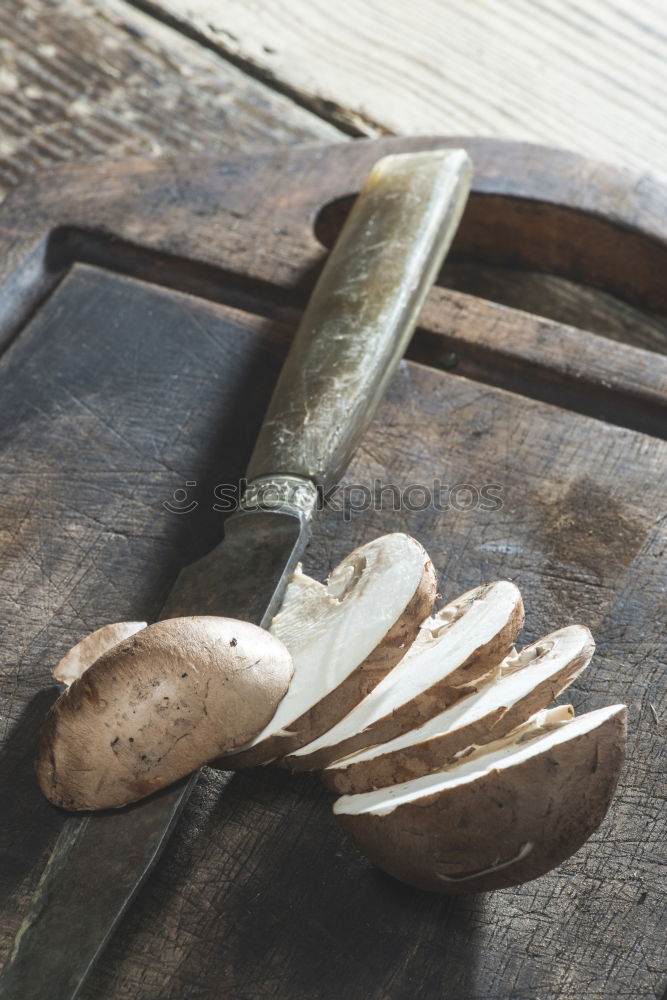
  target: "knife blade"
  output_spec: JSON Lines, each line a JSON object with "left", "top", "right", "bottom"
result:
{"left": 0, "top": 147, "right": 471, "bottom": 1000}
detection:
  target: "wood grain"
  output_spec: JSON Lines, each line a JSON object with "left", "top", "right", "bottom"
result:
{"left": 1, "top": 267, "right": 664, "bottom": 1000}
{"left": 5, "top": 0, "right": 667, "bottom": 362}
{"left": 4, "top": 0, "right": 667, "bottom": 360}
{"left": 0, "top": 265, "right": 286, "bottom": 963}
{"left": 411, "top": 287, "right": 667, "bottom": 439}
{"left": 2, "top": 136, "right": 667, "bottom": 361}
{"left": 0, "top": 0, "right": 338, "bottom": 200}
{"left": 0, "top": 139, "right": 665, "bottom": 999}
{"left": 147, "top": 0, "right": 667, "bottom": 176}
{"left": 437, "top": 262, "right": 667, "bottom": 355}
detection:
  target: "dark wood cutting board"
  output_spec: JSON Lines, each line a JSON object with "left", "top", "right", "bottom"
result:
{"left": 0, "top": 138, "right": 665, "bottom": 1000}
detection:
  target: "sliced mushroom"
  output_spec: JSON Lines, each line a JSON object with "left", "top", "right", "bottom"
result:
{"left": 334, "top": 704, "right": 627, "bottom": 893}
{"left": 53, "top": 621, "right": 147, "bottom": 686}
{"left": 219, "top": 533, "right": 436, "bottom": 769}
{"left": 468, "top": 702, "right": 576, "bottom": 746}
{"left": 284, "top": 580, "right": 524, "bottom": 772}
{"left": 37, "top": 617, "right": 293, "bottom": 810}
{"left": 322, "top": 624, "right": 593, "bottom": 794}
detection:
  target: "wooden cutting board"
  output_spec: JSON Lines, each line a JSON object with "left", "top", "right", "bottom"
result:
{"left": 0, "top": 138, "right": 665, "bottom": 1000}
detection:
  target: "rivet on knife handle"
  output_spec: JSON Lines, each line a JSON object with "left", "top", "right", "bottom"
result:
{"left": 247, "top": 149, "right": 472, "bottom": 491}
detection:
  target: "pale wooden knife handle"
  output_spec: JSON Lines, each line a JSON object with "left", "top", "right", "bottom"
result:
{"left": 246, "top": 148, "right": 472, "bottom": 491}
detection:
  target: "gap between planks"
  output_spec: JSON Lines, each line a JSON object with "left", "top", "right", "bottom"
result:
{"left": 140, "top": 0, "right": 667, "bottom": 179}
{"left": 127, "top": 0, "right": 373, "bottom": 136}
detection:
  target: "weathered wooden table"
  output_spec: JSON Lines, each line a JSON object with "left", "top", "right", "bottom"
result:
{"left": 0, "top": 4, "right": 666, "bottom": 1000}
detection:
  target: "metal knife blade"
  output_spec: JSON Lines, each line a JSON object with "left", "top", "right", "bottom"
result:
{"left": 0, "top": 506, "right": 311, "bottom": 1000}
{"left": 0, "top": 147, "right": 471, "bottom": 1000}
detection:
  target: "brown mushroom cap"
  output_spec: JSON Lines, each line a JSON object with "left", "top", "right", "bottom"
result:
{"left": 36, "top": 617, "right": 293, "bottom": 810}
{"left": 334, "top": 704, "right": 626, "bottom": 893}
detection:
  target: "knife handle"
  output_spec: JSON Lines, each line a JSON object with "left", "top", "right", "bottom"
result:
{"left": 246, "top": 148, "right": 471, "bottom": 491}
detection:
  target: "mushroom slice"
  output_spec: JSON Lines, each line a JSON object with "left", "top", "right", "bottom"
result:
{"left": 37, "top": 617, "right": 293, "bottom": 811}
{"left": 322, "top": 624, "right": 593, "bottom": 794}
{"left": 218, "top": 533, "right": 437, "bottom": 769}
{"left": 53, "top": 621, "right": 148, "bottom": 686}
{"left": 285, "top": 580, "right": 524, "bottom": 772}
{"left": 334, "top": 704, "right": 627, "bottom": 893}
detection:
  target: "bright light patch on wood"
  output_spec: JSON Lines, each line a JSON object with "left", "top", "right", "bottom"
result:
{"left": 158, "top": 0, "right": 667, "bottom": 176}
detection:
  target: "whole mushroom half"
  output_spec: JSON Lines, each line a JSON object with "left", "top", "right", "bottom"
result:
{"left": 334, "top": 704, "right": 626, "bottom": 893}
{"left": 37, "top": 617, "right": 293, "bottom": 810}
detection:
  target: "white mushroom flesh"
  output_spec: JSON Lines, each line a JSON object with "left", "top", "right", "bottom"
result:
{"left": 53, "top": 621, "right": 147, "bottom": 686}
{"left": 232, "top": 533, "right": 430, "bottom": 749}
{"left": 334, "top": 704, "right": 625, "bottom": 817}
{"left": 324, "top": 624, "right": 591, "bottom": 770}
{"left": 290, "top": 580, "right": 521, "bottom": 760}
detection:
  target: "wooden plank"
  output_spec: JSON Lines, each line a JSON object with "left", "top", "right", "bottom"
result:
{"left": 409, "top": 288, "right": 667, "bottom": 439}
{"left": 150, "top": 0, "right": 667, "bottom": 176}
{"left": 0, "top": 0, "right": 339, "bottom": 200}
{"left": 0, "top": 264, "right": 286, "bottom": 963}
{"left": 0, "top": 138, "right": 666, "bottom": 999}
{"left": 1, "top": 137, "right": 667, "bottom": 375}
{"left": 438, "top": 262, "right": 667, "bottom": 355}
{"left": 0, "top": 266, "right": 662, "bottom": 999}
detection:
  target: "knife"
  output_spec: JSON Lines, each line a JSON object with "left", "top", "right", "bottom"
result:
{"left": 0, "top": 147, "right": 471, "bottom": 1000}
